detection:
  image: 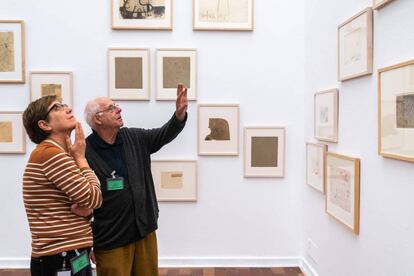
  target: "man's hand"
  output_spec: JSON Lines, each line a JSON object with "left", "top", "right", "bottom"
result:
{"left": 71, "top": 203, "right": 92, "bottom": 218}
{"left": 175, "top": 84, "right": 188, "bottom": 122}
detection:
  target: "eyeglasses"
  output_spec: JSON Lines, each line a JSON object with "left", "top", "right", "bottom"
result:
{"left": 44, "top": 103, "right": 69, "bottom": 120}
{"left": 95, "top": 103, "right": 120, "bottom": 115}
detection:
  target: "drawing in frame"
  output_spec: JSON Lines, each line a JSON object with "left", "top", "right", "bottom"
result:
{"left": 338, "top": 8, "right": 373, "bottom": 81}
{"left": 112, "top": 0, "right": 173, "bottom": 30}
{"left": 325, "top": 152, "right": 360, "bottom": 234}
{"left": 30, "top": 72, "right": 73, "bottom": 108}
{"left": 306, "top": 142, "right": 327, "bottom": 193}
{"left": 314, "top": 89, "right": 338, "bottom": 143}
{"left": 378, "top": 59, "right": 414, "bottom": 163}
{"left": 0, "top": 112, "right": 25, "bottom": 153}
{"left": 373, "top": 0, "right": 395, "bottom": 9}
{"left": 193, "top": 0, "right": 254, "bottom": 31}
{"left": 156, "top": 49, "right": 197, "bottom": 101}
{"left": 0, "top": 20, "right": 25, "bottom": 83}
{"left": 198, "top": 104, "right": 239, "bottom": 156}
{"left": 244, "top": 127, "right": 285, "bottom": 178}
{"left": 109, "top": 48, "right": 150, "bottom": 101}
{"left": 151, "top": 160, "right": 197, "bottom": 202}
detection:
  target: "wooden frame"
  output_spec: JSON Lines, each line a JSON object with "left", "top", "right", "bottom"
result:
{"left": 314, "top": 89, "right": 339, "bottom": 143}
{"left": 378, "top": 59, "right": 414, "bottom": 163}
{"left": 306, "top": 142, "right": 327, "bottom": 193}
{"left": 151, "top": 160, "right": 197, "bottom": 202}
{"left": 338, "top": 8, "right": 373, "bottom": 81}
{"left": 0, "top": 112, "right": 25, "bottom": 154}
{"left": 192, "top": 0, "right": 254, "bottom": 31}
{"left": 373, "top": 0, "right": 395, "bottom": 9}
{"left": 325, "top": 152, "right": 360, "bottom": 234}
{"left": 0, "top": 20, "right": 25, "bottom": 83}
{"left": 198, "top": 104, "right": 239, "bottom": 156}
{"left": 108, "top": 48, "right": 150, "bottom": 101}
{"left": 244, "top": 127, "right": 285, "bottom": 178}
{"left": 112, "top": 0, "right": 173, "bottom": 30}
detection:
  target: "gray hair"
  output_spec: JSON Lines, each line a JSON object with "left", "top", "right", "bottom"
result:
{"left": 84, "top": 97, "right": 106, "bottom": 130}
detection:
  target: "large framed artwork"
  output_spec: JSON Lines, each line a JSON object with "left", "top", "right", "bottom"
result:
{"left": 244, "top": 127, "right": 285, "bottom": 178}
{"left": 338, "top": 8, "right": 373, "bottom": 81}
{"left": 373, "top": 0, "right": 395, "bottom": 9}
{"left": 151, "top": 160, "right": 197, "bottom": 202}
{"left": 30, "top": 72, "right": 73, "bottom": 108}
{"left": 314, "top": 89, "right": 338, "bottom": 143}
{"left": 0, "top": 112, "right": 25, "bottom": 154}
{"left": 325, "top": 152, "right": 360, "bottom": 234}
{"left": 109, "top": 48, "right": 150, "bottom": 101}
{"left": 156, "top": 49, "right": 197, "bottom": 101}
{"left": 198, "top": 104, "right": 239, "bottom": 155}
{"left": 378, "top": 59, "right": 414, "bottom": 163}
{"left": 193, "top": 0, "right": 254, "bottom": 31}
{"left": 0, "top": 20, "right": 25, "bottom": 83}
{"left": 112, "top": 0, "right": 173, "bottom": 30}
{"left": 306, "top": 142, "right": 327, "bottom": 193}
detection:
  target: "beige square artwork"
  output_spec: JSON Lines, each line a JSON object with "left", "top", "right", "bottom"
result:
{"left": 251, "top": 136, "right": 278, "bottom": 167}
{"left": 115, "top": 57, "right": 143, "bottom": 89}
{"left": 0, "top": 32, "right": 15, "bottom": 72}
{"left": 0, "top": 121, "right": 13, "bottom": 143}
{"left": 161, "top": 171, "right": 183, "bottom": 189}
{"left": 41, "top": 84, "right": 62, "bottom": 99}
{"left": 163, "top": 57, "right": 190, "bottom": 89}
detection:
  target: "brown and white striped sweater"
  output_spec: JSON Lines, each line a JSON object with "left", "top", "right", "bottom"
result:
{"left": 22, "top": 139, "right": 102, "bottom": 257}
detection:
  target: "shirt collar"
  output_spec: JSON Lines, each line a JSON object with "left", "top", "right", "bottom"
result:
{"left": 90, "top": 129, "right": 122, "bottom": 148}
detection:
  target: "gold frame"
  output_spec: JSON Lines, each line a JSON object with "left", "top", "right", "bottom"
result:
{"left": 0, "top": 20, "right": 25, "bottom": 83}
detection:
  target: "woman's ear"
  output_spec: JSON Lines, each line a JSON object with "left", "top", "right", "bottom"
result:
{"left": 38, "top": 120, "right": 52, "bottom": 133}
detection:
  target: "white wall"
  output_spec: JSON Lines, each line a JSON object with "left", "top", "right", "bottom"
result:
{"left": 304, "top": 0, "right": 414, "bottom": 275}
{"left": 0, "top": 0, "right": 306, "bottom": 267}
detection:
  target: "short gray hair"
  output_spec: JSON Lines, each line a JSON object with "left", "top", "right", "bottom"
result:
{"left": 84, "top": 98, "right": 105, "bottom": 130}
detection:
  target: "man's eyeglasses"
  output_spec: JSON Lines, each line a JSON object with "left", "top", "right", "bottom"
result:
{"left": 95, "top": 103, "right": 120, "bottom": 115}
{"left": 44, "top": 103, "right": 69, "bottom": 120}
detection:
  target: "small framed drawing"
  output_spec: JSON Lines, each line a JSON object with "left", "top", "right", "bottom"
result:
{"left": 244, "top": 127, "right": 285, "bottom": 178}
{"left": 156, "top": 49, "right": 197, "bottom": 101}
{"left": 373, "top": 0, "right": 394, "bottom": 9}
{"left": 338, "top": 8, "right": 373, "bottom": 81}
{"left": 0, "top": 112, "right": 25, "bottom": 153}
{"left": 378, "top": 59, "right": 414, "bottom": 163}
{"left": 314, "top": 89, "right": 338, "bottom": 143}
{"left": 30, "top": 72, "right": 73, "bottom": 108}
{"left": 193, "top": 0, "right": 254, "bottom": 31}
{"left": 151, "top": 160, "right": 197, "bottom": 202}
{"left": 112, "top": 0, "right": 173, "bottom": 30}
{"left": 0, "top": 20, "right": 25, "bottom": 83}
{"left": 325, "top": 152, "right": 360, "bottom": 234}
{"left": 108, "top": 48, "right": 150, "bottom": 101}
{"left": 306, "top": 142, "right": 327, "bottom": 193}
{"left": 198, "top": 104, "right": 239, "bottom": 155}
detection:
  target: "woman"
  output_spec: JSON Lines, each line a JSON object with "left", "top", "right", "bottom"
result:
{"left": 22, "top": 95, "right": 102, "bottom": 276}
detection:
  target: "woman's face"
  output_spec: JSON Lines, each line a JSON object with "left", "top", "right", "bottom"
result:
{"left": 45, "top": 100, "right": 77, "bottom": 134}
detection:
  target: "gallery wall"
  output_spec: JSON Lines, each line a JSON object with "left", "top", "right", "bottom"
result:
{"left": 304, "top": 0, "right": 414, "bottom": 275}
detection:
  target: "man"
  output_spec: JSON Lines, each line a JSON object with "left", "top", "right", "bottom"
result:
{"left": 83, "top": 85, "right": 188, "bottom": 276}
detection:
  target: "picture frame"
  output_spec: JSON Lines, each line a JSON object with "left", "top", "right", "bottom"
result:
{"left": 325, "top": 152, "right": 360, "bottom": 234}
{"left": 30, "top": 72, "right": 73, "bottom": 108}
{"left": 108, "top": 48, "right": 150, "bottom": 101}
{"left": 0, "top": 112, "right": 25, "bottom": 154}
{"left": 198, "top": 104, "right": 239, "bottom": 156}
{"left": 193, "top": 0, "right": 254, "bottom": 31}
{"left": 338, "top": 8, "right": 373, "bottom": 81}
{"left": 244, "top": 127, "right": 285, "bottom": 178}
{"left": 0, "top": 20, "right": 25, "bottom": 83}
{"left": 306, "top": 142, "right": 327, "bottom": 193}
{"left": 378, "top": 59, "right": 414, "bottom": 163}
{"left": 156, "top": 49, "right": 197, "bottom": 101}
{"left": 373, "top": 0, "right": 395, "bottom": 9}
{"left": 151, "top": 160, "right": 197, "bottom": 202}
{"left": 314, "top": 89, "right": 339, "bottom": 143}
{"left": 112, "top": 0, "right": 173, "bottom": 30}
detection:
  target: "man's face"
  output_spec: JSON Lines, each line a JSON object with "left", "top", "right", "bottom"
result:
{"left": 95, "top": 98, "right": 124, "bottom": 130}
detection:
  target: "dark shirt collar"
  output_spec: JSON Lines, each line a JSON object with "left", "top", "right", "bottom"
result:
{"left": 90, "top": 129, "right": 123, "bottom": 148}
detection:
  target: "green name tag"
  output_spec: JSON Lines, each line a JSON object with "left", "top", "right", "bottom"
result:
{"left": 70, "top": 251, "right": 89, "bottom": 274}
{"left": 106, "top": 177, "right": 124, "bottom": 191}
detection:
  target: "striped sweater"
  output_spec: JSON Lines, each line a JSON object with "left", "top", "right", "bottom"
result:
{"left": 22, "top": 139, "right": 102, "bottom": 257}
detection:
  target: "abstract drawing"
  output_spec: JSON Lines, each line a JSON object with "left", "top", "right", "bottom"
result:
{"left": 161, "top": 171, "right": 183, "bottom": 189}
{"left": 396, "top": 94, "right": 414, "bottom": 128}
{"left": 163, "top": 57, "right": 191, "bottom": 89}
{"left": 204, "top": 118, "right": 230, "bottom": 141}
{"left": 251, "top": 136, "right": 278, "bottom": 167}
{"left": 115, "top": 57, "right": 143, "bottom": 89}
{"left": 0, "top": 32, "right": 14, "bottom": 72}
{"left": 0, "top": 121, "right": 13, "bottom": 143}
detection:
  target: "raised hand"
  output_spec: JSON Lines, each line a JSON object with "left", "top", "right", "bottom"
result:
{"left": 175, "top": 83, "right": 188, "bottom": 121}
{"left": 66, "top": 122, "right": 89, "bottom": 168}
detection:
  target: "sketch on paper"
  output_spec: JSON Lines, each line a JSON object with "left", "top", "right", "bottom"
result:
{"left": 205, "top": 118, "right": 230, "bottom": 141}
{"left": 0, "top": 32, "right": 15, "bottom": 72}
{"left": 0, "top": 121, "right": 13, "bottom": 143}
{"left": 251, "top": 136, "right": 278, "bottom": 167}
{"left": 396, "top": 93, "right": 414, "bottom": 128}
{"left": 115, "top": 57, "right": 143, "bottom": 89}
{"left": 329, "top": 166, "right": 351, "bottom": 212}
{"left": 163, "top": 57, "right": 190, "bottom": 89}
{"left": 309, "top": 149, "right": 321, "bottom": 178}
{"left": 118, "top": 0, "right": 165, "bottom": 20}
{"left": 199, "top": 0, "right": 248, "bottom": 23}
{"left": 41, "top": 84, "right": 62, "bottom": 99}
{"left": 344, "top": 27, "right": 362, "bottom": 66}
{"left": 320, "top": 106, "right": 329, "bottom": 124}
{"left": 161, "top": 171, "right": 183, "bottom": 189}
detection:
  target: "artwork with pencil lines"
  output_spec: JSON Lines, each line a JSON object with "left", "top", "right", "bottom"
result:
{"left": 198, "top": 0, "right": 248, "bottom": 23}
{"left": 41, "top": 84, "right": 62, "bottom": 99}
{"left": 118, "top": 0, "right": 166, "bottom": 20}
{"left": 0, "top": 32, "right": 15, "bottom": 72}
{"left": 396, "top": 93, "right": 414, "bottom": 128}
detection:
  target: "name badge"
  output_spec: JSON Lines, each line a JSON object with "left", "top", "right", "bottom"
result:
{"left": 70, "top": 250, "right": 90, "bottom": 274}
{"left": 56, "top": 270, "right": 71, "bottom": 276}
{"left": 106, "top": 177, "right": 124, "bottom": 191}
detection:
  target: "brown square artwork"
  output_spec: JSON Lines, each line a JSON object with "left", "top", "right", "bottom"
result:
{"left": 115, "top": 57, "right": 143, "bottom": 89}
{"left": 251, "top": 136, "right": 278, "bottom": 167}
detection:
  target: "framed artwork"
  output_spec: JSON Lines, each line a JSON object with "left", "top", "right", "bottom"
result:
{"left": 244, "top": 127, "right": 285, "bottom": 178}
{"left": 108, "top": 48, "right": 150, "bottom": 101}
{"left": 151, "top": 160, "right": 197, "bottom": 202}
{"left": 338, "top": 8, "right": 373, "bottom": 81}
{"left": 314, "top": 89, "right": 338, "bottom": 143}
{"left": 112, "top": 0, "right": 173, "bottom": 30}
{"left": 0, "top": 20, "right": 25, "bottom": 83}
{"left": 198, "top": 104, "right": 239, "bottom": 155}
{"left": 0, "top": 112, "right": 25, "bottom": 153}
{"left": 373, "top": 0, "right": 395, "bottom": 9}
{"left": 306, "top": 142, "right": 327, "bottom": 193}
{"left": 378, "top": 59, "right": 414, "bottom": 163}
{"left": 30, "top": 72, "right": 73, "bottom": 108}
{"left": 193, "top": 0, "right": 254, "bottom": 31}
{"left": 325, "top": 152, "right": 360, "bottom": 234}
{"left": 156, "top": 49, "right": 197, "bottom": 101}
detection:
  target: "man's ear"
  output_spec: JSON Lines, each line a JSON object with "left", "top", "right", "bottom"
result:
{"left": 93, "top": 114, "right": 102, "bottom": 127}
{"left": 38, "top": 120, "right": 52, "bottom": 133}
